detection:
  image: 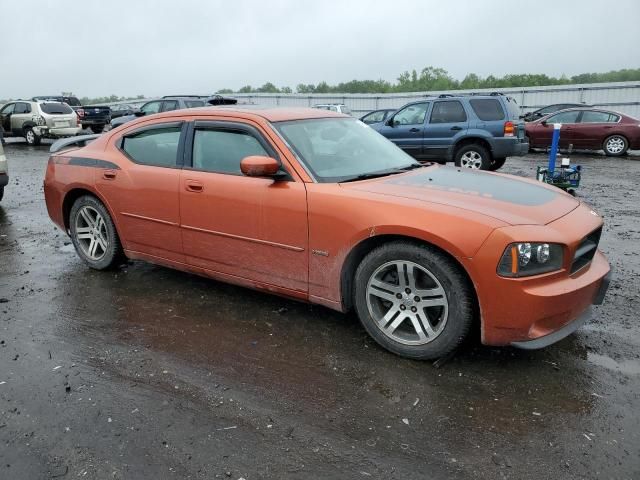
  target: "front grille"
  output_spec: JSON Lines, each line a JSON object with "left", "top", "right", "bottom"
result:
{"left": 570, "top": 227, "right": 602, "bottom": 274}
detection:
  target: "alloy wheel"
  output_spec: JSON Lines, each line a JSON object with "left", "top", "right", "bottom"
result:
{"left": 26, "top": 130, "right": 35, "bottom": 144}
{"left": 460, "top": 151, "right": 483, "bottom": 169}
{"left": 366, "top": 260, "right": 449, "bottom": 345}
{"left": 606, "top": 136, "right": 625, "bottom": 154}
{"left": 74, "top": 206, "right": 109, "bottom": 260}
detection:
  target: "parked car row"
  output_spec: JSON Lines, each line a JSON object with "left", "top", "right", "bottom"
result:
{"left": 32, "top": 96, "right": 111, "bottom": 133}
{"left": 0, "top": 100, "right": 81, "bottom": 145}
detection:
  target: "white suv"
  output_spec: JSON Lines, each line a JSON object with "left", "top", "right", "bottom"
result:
{"left": 0, "top": 100, "right": 81, "bottom": 145}
{"left": 312, "top": 104, "right": 353, "bottom": 115}
{"left": 0, "top": 141, "right": 7, "bottom": 201}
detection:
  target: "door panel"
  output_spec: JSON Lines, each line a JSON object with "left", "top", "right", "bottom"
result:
{"left": 375, "top": 102, "right": 430, "bottom": 157}
{"left": 180, "top": 172, "right": 308, "bottom": 292}
{"left": 423, "top": 101, "right": 469, "bottom": 159}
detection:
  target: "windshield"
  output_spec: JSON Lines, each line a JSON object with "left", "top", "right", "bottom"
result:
{"left": 274, "top": 118, "right": 420, "bottom": 182}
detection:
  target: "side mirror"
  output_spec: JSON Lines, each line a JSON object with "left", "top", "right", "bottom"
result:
{"left": 385, "top": 117, "right": 395, "bottom": 127}
{"left": 240, "top": 155, "right": 280, "bottom": 177}
{"left": 134, "top": 111, "right": 146, "bottom": 117}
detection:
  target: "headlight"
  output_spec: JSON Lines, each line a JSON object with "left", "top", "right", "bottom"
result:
{"left": 497, "top": 242, "right": 563, "bottom": 277}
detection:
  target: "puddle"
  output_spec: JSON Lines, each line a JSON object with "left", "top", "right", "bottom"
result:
{"left": 587, "top": 352, "right": 640, "bottom": 375}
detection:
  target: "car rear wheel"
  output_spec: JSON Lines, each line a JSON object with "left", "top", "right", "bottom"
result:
{"left": 24, "top": 128, "right": 41, "bottom": 146}
{"left": 69, "top": 195, "right": 123, "bottom": 270}
{"left": 454, "top": 144, "right": 491, "bottom": 170}
{"left": 487, "top": 157, "right": 506, "bottom": 171}
{"left": 90, "top": 125, "right": 104, "bottom": 134}
{"left": 603, "top": 135, "right": 628, "bottom": 156}
{"left": 0, "top": 186, "right": 4, "bottom": 202}
{"left": 353, "top": 241, "right": 474, "bottom": 360}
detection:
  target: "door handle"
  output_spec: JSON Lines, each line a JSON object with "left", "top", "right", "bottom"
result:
{"left": 185, "top": 180, "right": 204, "bottom": 193}
{"left": 450, "top": 126, "right": 463, "bottom": 131}
{"left": 409, "top": 128, "right": 421, "bottom": 133}
{"left": 102, "top": 170, "right": 117, "bottom": 180}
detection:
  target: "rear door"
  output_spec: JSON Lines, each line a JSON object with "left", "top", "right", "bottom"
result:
{"left": 97, "top": 122, "right": 186, "bottom": 262}
{"left": 375, "top": 102, "right": 430, "bottom": 158}
{"left": 423, "top": 100, "right": 468, "bottom": 159}
{"left": 179, "top": 119, "right": 309, "bottom": 293}
{"left": 573, "top": 110, "right": 621, "bottom": 148}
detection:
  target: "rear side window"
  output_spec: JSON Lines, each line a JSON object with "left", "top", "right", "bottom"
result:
{"left": 121, "top": 126, "right": 182, "bottom": 167}
{"left": 470, "top": 99, "right": 505, "bottom": 121}
{"left": 185, "top": 100, "right": 205, "bottom": 108}
{"left": 192, "top": 129, "right": 268, "bottom": 175}
{"left": 14, "top": 103, "right": 32, "bottom": 114}
{"left": 162, "top": 100, "right": 179, "bottom": 112}
{"left": 40, "top": 103, "right": 73, "bottom": 114}
{"left": 581, "top": 111, "right": 619, "bottom": 123}
{"left": 430, "top": 101, "right": 467, "bottom": 123}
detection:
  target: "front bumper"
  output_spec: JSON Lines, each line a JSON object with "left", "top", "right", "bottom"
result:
{"left": 34, "top": 126, "right": 83, "bottom": 138}
{"left": 510, "top": 268, "right": 612, "bottom": 349}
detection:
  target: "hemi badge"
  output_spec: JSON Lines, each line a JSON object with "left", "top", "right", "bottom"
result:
{"left": 312, "top": 249, "right": 329, "bottom": 257}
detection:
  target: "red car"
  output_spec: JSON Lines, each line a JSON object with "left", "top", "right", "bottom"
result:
{"left": 525, "top": 108, "right": 640, "bottom": 156}
{"left": 44, "top": 107, "right": 611, "bottom": 360}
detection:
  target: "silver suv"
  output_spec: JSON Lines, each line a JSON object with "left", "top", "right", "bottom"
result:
{"left": 0, "top": 100, "right": 81, "bottom": 145}
{"left": 0, "top": 141, "right": 7, "bottom": 201}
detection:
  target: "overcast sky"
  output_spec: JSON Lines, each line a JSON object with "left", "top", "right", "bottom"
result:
{"left": 2, "top": 0, "right": 639, "bottom": 98}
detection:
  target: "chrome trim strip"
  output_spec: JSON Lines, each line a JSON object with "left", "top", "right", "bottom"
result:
{"left": 121, "top": 212, "right": 178, "bottom": 226}
{"left": 181, "top": 224, "right": 305, "bottom": 252}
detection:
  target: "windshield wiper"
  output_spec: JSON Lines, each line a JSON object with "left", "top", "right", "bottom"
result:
{"left": 340, "top": 164, "right": 424, "bottom": 183}
{"left": 395, "top": 163, "right": 423, "bottom": 171}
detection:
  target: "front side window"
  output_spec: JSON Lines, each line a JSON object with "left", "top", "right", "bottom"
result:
{"left": 581, "top": 111, "right": 619, "bottom": 123}
{"left": 546, "top": 111, "right": 580, "bottom": 124}
{"left": 192, "top": 129, "right": 269, "bottom": 174}
{"left": 140, "top": 101, "right": 162, "bottom": 114}
{"left": 470, "top": 99, "right": 505, "bottom": 121}
{"left": 275, "top": 118, "right": 418, "bottom": 182}
{"left": 430, "top": 101, "right": 467, "bottom": 124}
{"left": 1, "top": 104, "right": 16, "bottom": 115}
{"left": 121, "top": 126, "right": 181, "bottom": 167}
{"left": 393, "top": 103, "right": 429, "bottom": 125}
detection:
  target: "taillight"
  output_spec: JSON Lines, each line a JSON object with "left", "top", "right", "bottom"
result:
{"left": 77, "top": 108, "right": 85, "bottom": 118}
{"left": 504, "top": 121, "right": 515, "bottom": 137}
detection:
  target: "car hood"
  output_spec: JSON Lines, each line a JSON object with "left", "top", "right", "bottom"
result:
{"left": 111, "top": 114, "right": 136, "bottom": 127}
{"left": 342, "top": 166, "right": 580, "bottom": 226}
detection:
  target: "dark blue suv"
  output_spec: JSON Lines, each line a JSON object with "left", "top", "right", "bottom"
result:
{"left": 372, "top": 94, "right": 528, "bottom": 170}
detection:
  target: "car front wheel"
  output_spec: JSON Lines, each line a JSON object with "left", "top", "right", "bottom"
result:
{"left": 603, "top": 135, "right": 628, "bottom": 156}
{"left": 353, "top": 242, "right": 474, "bottom": 360}
{"left": 454, "top": 144, "right": 491, "bottom": 170}
{"left": 69, "top": 195, "right": 123, "bottom": 270}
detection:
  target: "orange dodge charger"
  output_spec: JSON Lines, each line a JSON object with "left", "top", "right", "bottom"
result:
{"left": 44, "top": 107, "right": 611, "bottom": 359}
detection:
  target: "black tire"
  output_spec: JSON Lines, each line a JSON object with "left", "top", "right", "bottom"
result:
{"left": 24, "top": 128, "right": 41, "bottom": 146}
{"left": 353, "top": 241, "right": 474, "bottom": 360}
{"left": 90, "top": 125, "right": 104, "bottom": 134}
{"left": 69, "top": 195, "right": 124, "bottom": 270}
{"left": 603, "top": 135, "right": 628, "bottom": 157}
{"left": 488, "top": 157, "right": 506, "bottom": 171}
{"left": 0, "top": 186, "right": 4, "bottom": 202}
{"left": 454, "top": 144, "right": 491, "bottom": 170}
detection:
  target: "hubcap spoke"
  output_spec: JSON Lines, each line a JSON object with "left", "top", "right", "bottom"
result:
{"left": 75, "top": 206, "right": 109, "bottom": 261}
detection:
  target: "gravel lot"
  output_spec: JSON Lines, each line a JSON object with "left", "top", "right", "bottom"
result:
{"left": 1, "top": 140, "right": 639, "bottom": 479}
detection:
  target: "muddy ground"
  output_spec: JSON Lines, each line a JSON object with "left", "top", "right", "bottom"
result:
{"left": 1, "top": 139, "right": 639, "bottom": 480}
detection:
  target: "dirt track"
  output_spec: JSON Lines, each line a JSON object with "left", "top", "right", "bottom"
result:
{"left": 1, "top": 140, "right": 639, "bottom": 479}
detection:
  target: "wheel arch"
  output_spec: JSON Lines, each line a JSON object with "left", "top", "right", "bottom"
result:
{"left": 61, "top": 186, "right": 122, "bottom": 240}
{"left": 21, "top": 121, "right": 37, "bottom": 135}
{"left": 452, "top": 136, "right": 493, "bottom": 158}
{"left": 339, "top": 233, "right": 480, "bottom": 319}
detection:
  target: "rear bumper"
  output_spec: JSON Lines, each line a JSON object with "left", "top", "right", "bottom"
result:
{"left": 510, "top": 267, "right": 612, "bottom": 349}
{"left": 491, "top": 137, "right": 529, "bottom": 158}
{"left": 34, "top": 126, "right": 83, "bottom": 138}
{"left": 81, "top": 118, "right": 110, "bottom": 126}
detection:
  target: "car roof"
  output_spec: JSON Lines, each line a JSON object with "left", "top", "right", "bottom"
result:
{"left": 139, "top": 106, "right": 347, "bottom": 122}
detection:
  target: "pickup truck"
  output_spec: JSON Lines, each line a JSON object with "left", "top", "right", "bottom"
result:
{"left": 32, "top": 96, "right": 111, "bottom": 134}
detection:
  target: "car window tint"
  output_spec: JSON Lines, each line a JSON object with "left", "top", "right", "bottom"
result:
{"left": 122, "top": 126, "right": 181, "bottom": 167}
{"left": 393, "top": 103, "right": 429, "bottom": 125}
{"left": 470, "top": 99, "right": 505, "bottom": 121}
{"left": 185, "top": 100, "right": 205, "bottom": 108}
{"left": 192, "top": 129, "right": 268, "bottom": 175}
{"left": 141, "top": 101, "right": 162, "bottom": 114}
{"left": 0, "top": 103, "right": 15, "bottom": 114}
{"left": 14, "top": 103, "right": 31, "bottom": 114}
{"left": 162, "top": 100, "right": 179, "bottom": 112}
{"left": 547, "top": 111, "right": 580, "bottom": 123}
{"left": 430, "top": 101, "right": 467, "bottom": 123}
{"left": 363, "top": 111, "right": 386, "bottom": 123}
{"left": 581, "top": 111, "right": 619, "bottom": 123}
{"left": 40, "top": 103, "right": 73, "bottom": 114}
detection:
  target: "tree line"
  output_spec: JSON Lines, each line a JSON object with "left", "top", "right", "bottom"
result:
{"left": 215, "top": 67, "right": 640, "bottom": 95}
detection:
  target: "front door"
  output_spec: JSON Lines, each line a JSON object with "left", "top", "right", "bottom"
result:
{"left": 179, "top": 120, "right": 308, "bottom": 293}
{"left": 0, "top": 103, "right": 14, "bottom": 136}
{"left": 423, "top": 100, "right": 469, "bottom": 160}
{"left": 541, "top": 110, "right": 581, "bottom": 148}
{"left": 375, "top": 102, "right": 430, "bottom": 158}
{"left": 96, "top": 122, "right": 185, "bottom": 262}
